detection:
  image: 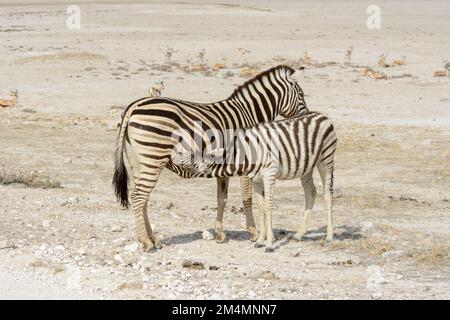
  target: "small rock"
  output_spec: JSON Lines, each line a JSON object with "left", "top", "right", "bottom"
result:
{"left": 165, "top": 202, "right": 174, "bottom": 209}
{"left": 42, "top": 220, "right": 51, "bottom": 228}
{"left": 258, "top": 270, "right": 277, "bottom": 280}
{"left": 372, "top": 292, "right": 383, "bottom": 299}
{"left": 22, "top": 108, "right": 37, "bottom": 113}
{"left": 114, "top": 254, "right": 124, "bottom": 263}
{"left": 111, "top": 225, "right": 122, "bottom": 233}
{"left": 115, "top": 281, "right": 144, "bottom": 291}
{"left": 182, "top": 259, "right": 204, "bottom": 270}
{"left": 124, "top": 243, "right": 139, "bottom": 253}
{"left": 202, "top": 230, "right": 214, "bottom": 241}
{"left": 382, "top": 250, "right": 404, "bottom": 259}
{"left": 0, "top": 240, "right": 15, "bottom": 250}
{"left": 209, "top": 265, "right": 220, "bottom": 271}
{"left": 359, "top": 221, "right": 375, "bottom": 232}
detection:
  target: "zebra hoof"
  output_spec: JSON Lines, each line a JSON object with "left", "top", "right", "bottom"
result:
{"left": 154, "top": 242, "right": 162, "bottom": 250}
{"left": 141, "top": 241, "right": 156, "bottom": 253}
{"left": 292, "top": 232, "right": 304, "bottom": 242}
{"left": 215, "top": 231, "right": 226, "bottom": 243}
{"left": 248, "top": 228, "right": 259, "bottom": 242}
{"left": 265, "top": 247, "right": 275, "bottom": 253}
{"left": 254, "top": 242, "right": 265, "bottom": 248}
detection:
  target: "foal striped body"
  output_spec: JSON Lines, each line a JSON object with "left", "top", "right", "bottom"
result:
{"left": 179, "top": 111, "right": 337, "bottom": 251}
{"left": 113, "top": 65, "right": 307, "bottom": 251}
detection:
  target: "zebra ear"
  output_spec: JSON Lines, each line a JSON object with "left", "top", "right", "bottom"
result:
{"left": 289, "top": 67, "right": 305, "bottom": 82}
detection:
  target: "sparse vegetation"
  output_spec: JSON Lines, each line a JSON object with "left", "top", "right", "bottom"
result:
{"left": 0, "top": 168, "right": 61, "bottom": 189}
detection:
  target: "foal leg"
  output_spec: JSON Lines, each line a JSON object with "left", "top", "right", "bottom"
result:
{"left": 294, "top": 171, "right": 317, "bottom": 241}
{"left": 240, "top": 176, "right": 258, "bottom": 241}
{"left": 318, "top": 163, "right": 334, "bottom": 242}
{"left": 215, "top": 177, "right": 229, "bottom": 243}
{"left": 263, "top": 175, "right": 276, "bottom": 252}
{"left": 253, "top": 180, "right": 266, "bottom": 248}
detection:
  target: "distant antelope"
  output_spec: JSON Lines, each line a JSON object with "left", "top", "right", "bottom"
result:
{"left": 149, "top": 81, "right": 164, "bottom": 97}
{"left": 165, "top": 48, "right": 174, "bottom": 65}
{"left": 378, "top": 53, "right": 390, "bottom": 68}
{"left": 445, "top": 60, "right": 450, "bottom": 69}
{"left": 344, "top": 46, "right": 353, "bottom": 65}
{"left": 434, "top": 60, "right": 449, "bottom": 77}
{"left": 392, "top": 55, "right": 407, "bottom": 66}
{"left": 238, "top": 48, "right": 251, "bottom": 55}
{"left": 0, "top": 89, "right": 18, "bottom": 108}
{"left": 302, "top": 51, "right": 312, "bottom": 65}
{"left": 197, "top": 48, "right": 206, "bottom": 64}
{"left": 240, "top": 64, "right": 259, "bottom": 78}
{"left": 362, "top": 67, "right": 388, "bottom": 80}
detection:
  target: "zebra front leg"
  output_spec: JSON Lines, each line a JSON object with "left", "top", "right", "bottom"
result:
{"left": 253, "top": 180, "right": 266, "bottom": 248}
{"left": 240, "top": 176, "right": 258, "bottom": 241}
{"left": 215, "top": 177, "right": 229, "bottom": 243}
{"left": 263, "top": 175, "right": 276, "bottom": 252}
{"left": 294, "top": 172, "right": 317, "bottom": 241}
{"left": 318, "top": 164, "right": 334, "bottom": 242}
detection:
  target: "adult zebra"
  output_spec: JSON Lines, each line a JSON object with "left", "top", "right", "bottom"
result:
{"left": 113, "top": 65, "right": 307, "bottom": 252}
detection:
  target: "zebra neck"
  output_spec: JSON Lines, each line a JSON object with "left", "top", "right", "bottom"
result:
{"left": 225, "top": 91, "right": 279, "bottom": 125}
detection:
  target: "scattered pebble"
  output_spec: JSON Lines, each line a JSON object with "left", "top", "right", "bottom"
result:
{"left": 124, "top": 243, "right": 139, "bottom": 253}
{"left": 0, "top": 240, "right": 16, "bottom": 250}
{"left": 115, "top": 281, "right": 144, "bottom": 291}
{"left": 111, "top": 225, "right": 122, "bottom": 233}
{"left": 182, "top": 259, "right": 204, "bottom": 270}
{"left": 202, "top": 230, "right": 214, "bottom": 241}
{"left": 258, "top": 270, "right": 277, "bottom": 280}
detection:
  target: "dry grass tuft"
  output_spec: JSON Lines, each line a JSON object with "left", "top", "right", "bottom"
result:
{"left": 0, "top": 168, "right": 61, "bottom": 189}
{"left": 329, "top": 236, "right": 394, "bottom": 256}
{"left": 407, "top": 245, "right": 450, "bottom": 265}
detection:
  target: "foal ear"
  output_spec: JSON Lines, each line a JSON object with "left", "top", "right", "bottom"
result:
{"left": 289, "top": 67, "right": 305, "bottom": 82}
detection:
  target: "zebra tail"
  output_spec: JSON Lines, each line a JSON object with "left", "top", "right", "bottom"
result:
{"left": 112, "top": 111, "right": 130, "bottom": 209}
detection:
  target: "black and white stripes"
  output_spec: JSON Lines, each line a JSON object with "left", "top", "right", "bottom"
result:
{"left": 113, "top": 65, "right": 308, "bottom": 251}
{"left": 174, "top": 111, "right": 338, "bottom": 251}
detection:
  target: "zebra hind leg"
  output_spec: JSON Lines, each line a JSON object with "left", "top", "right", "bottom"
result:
{"left": 253, "top": 180, "right": 266, "bottom": 248}
{"left": 215, "top": 177, "right": 229, "bottom": 243}
{"left": 293, "top": 171, "right": 317, "bottom": 241}
{"left": 262, "top": 175, "right": 276, "bottom": 253}
{"left": 318, "top": 163, "right": 334, "bottom": 242}
{"left": 130, "top": 187, "right": 156, "bottom": 252}
{"left": 240, "top": 176, "right": 258, "bottom": 242}
{"left": 129, "top": 162, "right": 165, "bottom": 252}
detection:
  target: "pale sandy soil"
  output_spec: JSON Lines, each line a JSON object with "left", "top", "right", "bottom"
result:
{"left": 0, "top": 1, "right": 449, "bottom": 299}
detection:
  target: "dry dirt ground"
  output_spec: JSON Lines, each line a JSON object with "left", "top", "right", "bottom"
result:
{"left": 0, "top": 0, "right": 449, "bottom": 299}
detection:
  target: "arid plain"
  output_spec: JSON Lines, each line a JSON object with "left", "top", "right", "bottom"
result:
{"left": 0, "top": 0, "right": 449, "bottom": 299}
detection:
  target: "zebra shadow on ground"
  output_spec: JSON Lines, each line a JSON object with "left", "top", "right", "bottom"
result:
{"left": 162, "top": 229, "right": 253, "bottom": 246}
{"left": 161, "top": 225, "right": 362, "bottom": 246}
{"left": 289, "top": 225, "right": 363, "bottom": 242}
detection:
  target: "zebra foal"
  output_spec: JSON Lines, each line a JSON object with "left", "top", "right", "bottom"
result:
{"left": 177, "top": 111, "right": 337, "bottom": 251}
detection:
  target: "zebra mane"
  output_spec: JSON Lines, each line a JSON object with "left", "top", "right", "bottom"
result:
{"left": 228, "top": 65, "right": 295, "bottom": 100}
